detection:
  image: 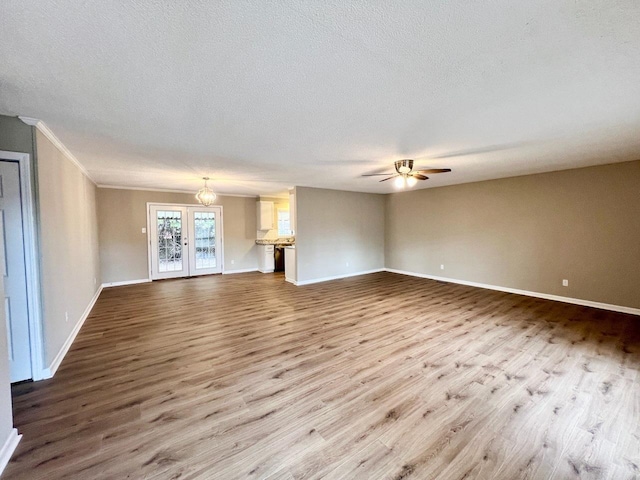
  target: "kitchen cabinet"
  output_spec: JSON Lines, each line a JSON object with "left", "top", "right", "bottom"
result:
{"left": 257, "top": 201, "right": 274, "bottom": 230}
{"left": 258, "top": 244, "right": 275, "bottom": 273}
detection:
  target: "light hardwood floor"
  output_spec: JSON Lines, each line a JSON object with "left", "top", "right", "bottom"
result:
{"left": 6, "top": 272, "right": 640, "bottom": 479}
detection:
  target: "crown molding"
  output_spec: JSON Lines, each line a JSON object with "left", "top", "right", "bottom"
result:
{"left": 19, "top": 116, "right": 96, "bottom": 184}
{"left": 260, "top": 193, "right": 290, "bottom": 200}
{"left": 96, "top": 184, "right": 258, "bottom": 198}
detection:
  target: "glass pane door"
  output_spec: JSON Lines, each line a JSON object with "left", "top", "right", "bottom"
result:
{"left": 149, "top": 206, "right": 190, "bottom": 279}
{"left": 188, "top": 206, "right": 223, "bottom": 275}
{"left": 157, "top": 210, "right": 183, "bottom": 272}
{"left": 194, "top": 211, "right": 216, "bottom": 269}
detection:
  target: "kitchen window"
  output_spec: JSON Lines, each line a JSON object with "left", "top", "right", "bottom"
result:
{"left": 277, "top": 209, "right": 290, "bottom": 236}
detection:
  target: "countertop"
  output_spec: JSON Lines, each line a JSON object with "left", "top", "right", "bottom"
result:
{"left": 255, "top": 238, "right": 295, "bottom": 246}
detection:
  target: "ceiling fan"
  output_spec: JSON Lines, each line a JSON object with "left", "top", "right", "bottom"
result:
{"left": 362, "top": 159, "right": 451, "bottom": 188}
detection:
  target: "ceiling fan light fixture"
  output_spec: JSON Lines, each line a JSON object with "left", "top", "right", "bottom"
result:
{"left": 363, "top": 159, "right": 450, "bottom": 186}
{"left": 196, "top": 177, "right": 216, "bottom": 206}
{"left": 395, "top": 159, "right": 414, "bottom": 174}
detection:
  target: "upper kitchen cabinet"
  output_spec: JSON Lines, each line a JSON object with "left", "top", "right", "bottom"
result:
{"left": 257, "top": 200, "right": 274, "bottom": 230}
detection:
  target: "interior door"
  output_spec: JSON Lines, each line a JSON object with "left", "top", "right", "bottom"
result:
{"left": 188, "top": 207, "right": 223, "bottom": 276}
{"left": 0, "top": 161, "right": 31, "bottom": 382}
{"left": 150, "top": 205, "right": 190, "bottom": 280}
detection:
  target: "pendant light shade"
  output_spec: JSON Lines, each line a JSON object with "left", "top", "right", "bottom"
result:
{"left": 196, "top": 177, "right": 216, "bottom": 206}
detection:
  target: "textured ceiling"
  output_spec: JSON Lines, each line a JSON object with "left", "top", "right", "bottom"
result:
{"left": 1, "top": 1, "right": 640, "bottom": 195}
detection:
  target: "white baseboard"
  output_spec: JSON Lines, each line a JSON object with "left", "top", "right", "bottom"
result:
{"left": 102, "top": 279, "right": 151, "bottom": 288}
{"left": 258, "top": 269, "right": 275, "bottom": 274}
{"left": 384, "top": 268, "right": 640, "bottom": 316}
{"left": 295, "top": 268, "right": 385, "bottom": 286}
{"left": 223, "top": 268, "right": 259, "bottom": 275}
{"left": 42, "top": 285, "right": 104, "bottom": 379}
{"left": 0, "top": 429, "right": 21, "bottom": 475}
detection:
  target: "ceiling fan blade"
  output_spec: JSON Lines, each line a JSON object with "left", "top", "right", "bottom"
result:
{"left": 412, "top": 174, "right": 428, "bottom": 180}
{"left": 416, "top": 168, "right": 451, "bottom": 174}
{"left": 379, "top": 175, "right": 398, "bottom": 182}
{"left": 361, "top": 173, "right": 394, "bottom": 176}
{"left": 422, "top": 142, "right": 526, "bottom": 160}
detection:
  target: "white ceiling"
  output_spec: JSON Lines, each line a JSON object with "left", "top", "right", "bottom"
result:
{"left": 1, "top": 1, "right": 640, "bottom": 196}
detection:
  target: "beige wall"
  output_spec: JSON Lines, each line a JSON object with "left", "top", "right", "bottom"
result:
{"left": 35, "top": 130, "right": 101, "bottom": 366}
{"left": 385, "top": 160, "right": 640, "bottom": 309}
{"left": 0, "top": 115, "right": 35, "bottom": 158}
{"left": 295, "top": 187, "right": 385, "bottom": 283}
{"left": 97, "top": 188, "right": 257, "bottom": 284}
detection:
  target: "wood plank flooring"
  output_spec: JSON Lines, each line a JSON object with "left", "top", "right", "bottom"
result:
{"left": 6, "top": 272, "right": 640, "bottom": 479}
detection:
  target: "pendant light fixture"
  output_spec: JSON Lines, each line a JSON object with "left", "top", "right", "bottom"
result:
{"left": 195, "top": 177, "right": 216, "bottom": 206}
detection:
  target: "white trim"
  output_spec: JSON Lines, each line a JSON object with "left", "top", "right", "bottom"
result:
{"left": 98, "top": 184, "right": 258, "bottom": 198}
{"left": 0, "top": 429, "right": 21, "bottom": 476}
{"left": 17, "top": 153, "right": 46, "bottom": 380}
{"left": 102, "top": 279, "right": 151, "bottom": 288}
{"left": 222, "top": 268, "right": 259, "bottom": 275}
{"left": 146, "top": 202, "right": 226, "bottom": 208}
{"left": 260, "top": 193, "right": 290, "bottom": 200}
{"left": 295, "top": 268, "right": 385, "bottom": 286}
{"left": 18, "top": 117, "right": 96, "bottom": 185}
{"left": 146, "top": 203, "right": 152, "bottom": 281}
{"left": 42, "top": 285, "right": 103, "bottom": 379}
{"left": 384, "top": 268, "right": 640, "bottom": 316}
{"left": 0, "top": 151, "right": 47, "bottom": 381}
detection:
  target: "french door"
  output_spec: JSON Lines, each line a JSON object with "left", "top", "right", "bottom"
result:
{"left": 149, "top": 205, "right": 223, "bottom": 280}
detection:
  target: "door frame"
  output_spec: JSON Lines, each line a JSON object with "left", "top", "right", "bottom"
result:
{"left": 146, "top": 202, "right": 225, "bottom": 280}
{"left": 0, "top": 151, "right": 46, "bottom": 381}
{"left": 148, "top": 205, "right": 190, "bottom": 280}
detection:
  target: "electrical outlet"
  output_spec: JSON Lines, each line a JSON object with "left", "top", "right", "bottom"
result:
{"left": 65, "top": 311, "right": 69, "bottom": 322}
{"left": 231, "top": 260, "right": 235, "bottom": 265}
{"left": 94, "top": 277, "right": 97, "bottom": 285}
{"left": 141, "top": 227, "right": 147, "bottom": 234}
{"left": 440, "top": 264, "right": 444, "bottom": 270}
{"left": 346, "top": 262, "right": 349, "bottom": 267}
{"left": 562, "top": 279, "right": 569, "bottom": 287}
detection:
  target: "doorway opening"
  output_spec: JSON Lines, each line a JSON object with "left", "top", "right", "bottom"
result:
{"left": 147, "top": 204, "right": 224, "bottom": 280}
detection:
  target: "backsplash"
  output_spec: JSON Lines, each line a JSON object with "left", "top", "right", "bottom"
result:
{"left": 256, "top": 228, "right": 280, "bottom": 240}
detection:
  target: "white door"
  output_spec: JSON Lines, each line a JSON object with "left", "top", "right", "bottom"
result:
{"left": 150, "top": 206, "right": 189, "bottom": 280}
{"left": 0, "top": 161, "right": 31, "bottom": 382}
{"left": 149, "top": 205, "right": 223, "bottom": 280}
{"left": 188, "top": 207, "right": 223, "bottom": 276}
